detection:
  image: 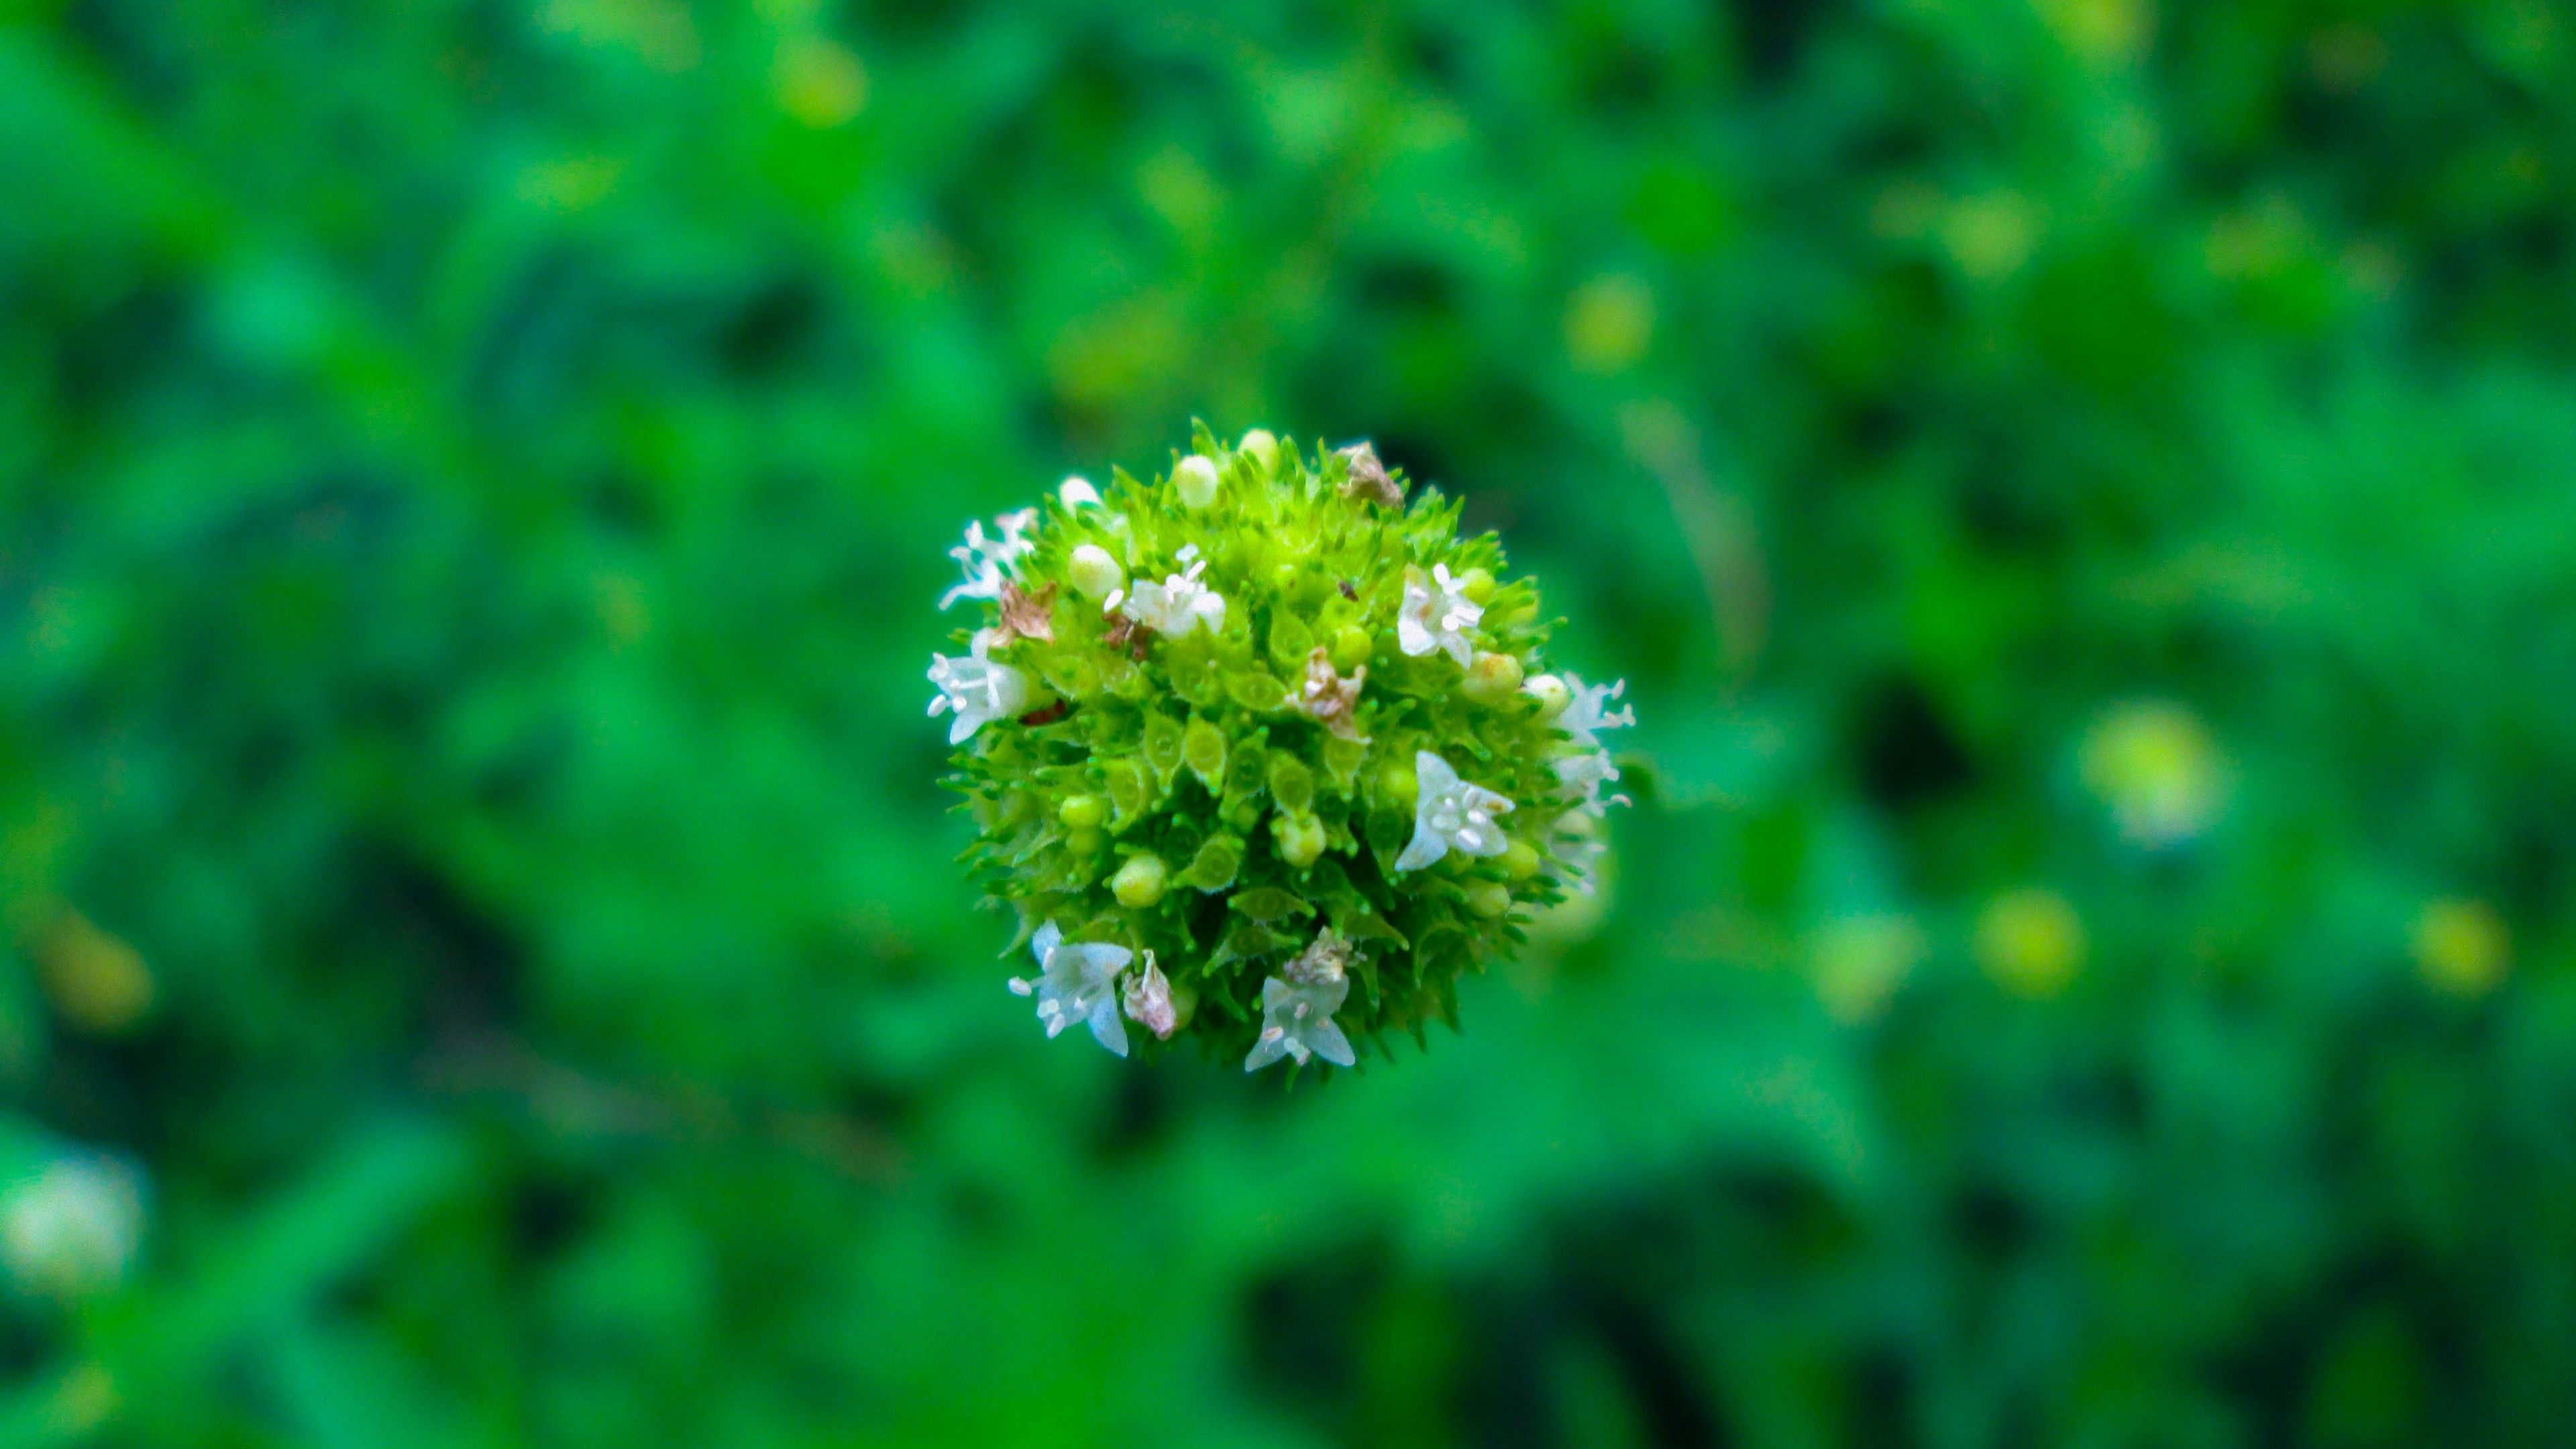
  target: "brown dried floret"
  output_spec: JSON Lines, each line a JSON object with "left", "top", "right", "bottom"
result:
{"left": 1103, "top": 611, "right": 1150, "bottom": 658}
{"left": 1289, "top": 646, "right": 1369, "bottom": 741}
{"left": 1336, "top": 442, "right": 1405, "bottom": 508}
{"left": 1283, "top": 926, "right": 1354, "bottom": 986}
{"left": 996, "top": 581, "right": 1058, "bottom": 643}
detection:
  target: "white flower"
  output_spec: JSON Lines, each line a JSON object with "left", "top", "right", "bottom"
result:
{"left": 1552, "top": 676, "right": 1635, "bottom": 816}
{"left": 938, "top": 508, "right": 1040, "bottom": 610}
{"left": 1007, "top": 921, "right": 1134, "bottom": 1056}
{"left": 1058, "top": 476, "right": 1101, "bottom": 510}
{"left": 1555, "top": 748, "right": 1630, "bottom": 820}
{"left": 1394, "top": 750, "right": 1515, "bottom": 872}
{"left": 926, "top": 629, "right": 1032, "bottom": 744}
{"left": 1173, "top": 453, "right": 1221, "bottom": 510}
{"left": 1245, "top": 929, "right": 1358, "bottom": 1071}
{"left": 1550, "top": 819, "right": 1611, "bottom": 896}
{"left": 1397, "top": 564, "right": 1482, "bottom": 667}
{"left": 1548, "top": 676, "right": 1633, "bottom": 889}
{"left": 1121, "top": 952, "right": 1177, "bottom": 1040}
{"left": 1558, "top": 675, "right": 1635, "bottom": 749}
{"left": 1, "top": 1153, "right": 144, "bottom": 1299}
{"left": 1116, "top": 547, "right": 1227, "bottom": 637}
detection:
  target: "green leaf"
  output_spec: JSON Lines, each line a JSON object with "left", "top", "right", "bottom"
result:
{"left": 1142, "top": 710, "right": 1185, "bottom": 792}
{"left": 1267, "top": 753, "right": 1316, "bottom": 814}
{"left": 1182, "top": 714, "right": 1228, "bottom": 793}
{"left": 1183, "top": 833, "right": 1243, "bottom": 893}
{"left": 1228, "top": 888, "right": 1314, "bottom": 923}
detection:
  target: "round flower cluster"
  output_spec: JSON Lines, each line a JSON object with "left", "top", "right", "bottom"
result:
{"left": 930, "top": 424, "right": 1633, "bottom": 1073}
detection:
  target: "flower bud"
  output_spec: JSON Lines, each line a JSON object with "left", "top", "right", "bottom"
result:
{"left": 1173, "top": 454, "right": 1221, "bottom": 511}
{"left": 1377, "top": 759, "right": 1419, "bottom": 809}
{"left": 1523, "top": 673, "right": 1572, "bottom": 720}
{"left": 1069, "top": 544, "right": 1124, "bottom": 600}
{"left": 1464, "top": 879, "right": 1514, "bottom": 920}
{"left": 1330, "top": 623, "right": 1373, "bottom": 673}
{"left": 1272, "top": 810, "right": 1328, "bottom": 868}
{"left": 1238, "top": 428, "right": 1279, "bottom": 474}
{"left": 1456, "top": 566, "right": 1497, "bottom": 604}
{"left": 1059, "top": 794, "right": 1108, "bottom": 830}
{"left": 1461, "top": 651, "right": 1526, "bottom": 702}
{"left": 1112, "top": 853, "right": 1169, "bottom": 908}
{"left": 1501, "top": 839, "right": 1544, "bottom": 881}
{"left": 1059, "top": 476, "right": 1102, "bottom": 509}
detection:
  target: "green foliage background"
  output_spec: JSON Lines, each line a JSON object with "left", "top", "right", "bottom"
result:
{"left": 7, "top": 0, "right": 2576, "bottom": 1443}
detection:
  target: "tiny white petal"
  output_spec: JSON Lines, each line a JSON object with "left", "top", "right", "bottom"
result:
{"left": 1088, "top": 998, "right": 1130, "bottom": 1057}
{"left": 1308, "top": 1018, "right": 1356, "bottom": 1068}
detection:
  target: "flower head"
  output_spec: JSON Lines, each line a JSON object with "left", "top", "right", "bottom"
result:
{"left": 1117, "top": 547, "right": 1228, "bottom": 638}
{"left": 1398, "top": 564, "right": 1482, "bottom": 667}
{"left": 936, "top": 425, "right": 1640, "bottom": 1073}
{"left": 2080, "top": 700, "right": 2223, "bottom": 849}
{"left": 927, "top": 629, "right": 1032, "bottom": 744}
{"left": 1395, "top": 750, "right": 1515, "bottom": 871}
{"left": 1246, "top": 928, "right": 1358, "bottom": 1071}
{"left": 1008, "top": 920, "right": 1134, "bottom": 1055}
{"left": 1976, "top": 888, "right": 2087, "bottom": 1000}
{"left": 2412, "top": 898, "right": 2509, "bottom": 998}
{"left": 0, "top": 1152, "right": 144, "bottom": 1299}
{"left": 938, "top": 508, "right": 1040, "bottom": 610}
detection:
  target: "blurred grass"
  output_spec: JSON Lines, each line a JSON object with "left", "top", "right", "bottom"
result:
{"left": 7, "top": 0, "right": 2576, "bottom": 1444}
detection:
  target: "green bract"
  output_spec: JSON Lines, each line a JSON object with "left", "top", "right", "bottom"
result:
{"left": 931, "top": 423, "right": 1632, "bottom": 1073}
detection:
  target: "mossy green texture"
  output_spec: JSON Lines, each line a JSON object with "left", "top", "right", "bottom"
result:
{"left": 939, "top": 424, "right": 1591, "bottom": 1066}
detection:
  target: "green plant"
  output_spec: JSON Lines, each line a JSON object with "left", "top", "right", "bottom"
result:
{"left": 932, "top": 425, "right": 1631, "bottom": 1071}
